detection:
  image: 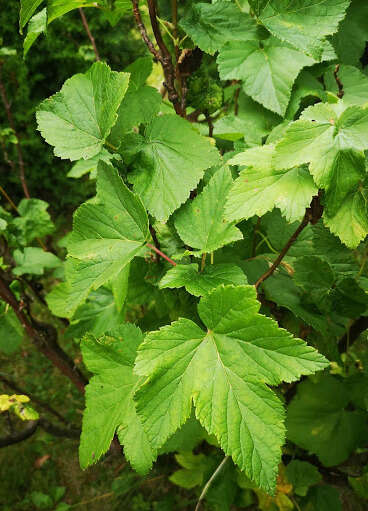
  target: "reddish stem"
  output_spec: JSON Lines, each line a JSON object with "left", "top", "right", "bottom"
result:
{"left": 79, "top": 8, "right": 100, "bottom": 61}
{"left": 146, "top": 243, "right": 177, "bottom": 266}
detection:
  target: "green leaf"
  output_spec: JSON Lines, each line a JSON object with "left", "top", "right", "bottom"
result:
{"left": 0, "top": 302, "right": 23, "bottom": 354}
{"left": 259, "top": 0, "right": 351, "bottom": 60}
{"left": 293, "top": 255, "right": 335, "bottom": 303}
{"left": 37, "top": 62, "right": 129, "bottom": 161}
{"left": 225, "top": 144, "right": 317, "bottom": 223}
{"left": 23, "top": 7, "right": 47, "bottom": 56}
{"left": 174, "top": 166, "right": 242, "bottom": 255}
{"left": 332, "top": 0, "right": 368, "bottom": 65}
{"left": 135, "top": 285, "right": 328, "bottom": 492}
{"left": 20, "top": 0, "right": 44, "bottom": 30}
{"left": 285, "top": 460, "right": 321, "bottom": 497}
{"left": 159, "top": 263, "right": 247, "bottom": 296}
{"left": 13, "top": 247, "right": 61, "bottom": 276}
{"left": 217, "top": 38, "right": 314, "bottom": 115}
{"left": 79, "top": 324, "right": 155, "bottom": 473}
{"left": 13, "top": 198, "right": 54, "bottom": 245}
{"left": 349, "top": 473, "right": 368, "bottom": 500}
{"left": 47, "top": 0, "right": 98, "bottom": 23}
{"left": 287, "top": 375, "right": 367, "bottom": 466}
{"left": 179, "top": 2, "right": 259, "bottom": 55}
{"left": 129, "top": 115, "right": 220, "bottom": 222}
{"left": 304, "top": 486, "right": 342, "bottom": 511}
{"left": 67, "top": 149, "right": 117, "bottom": 179}
{"left": 274, "top": 102, "right": 368, "bottom": 247}
{"left": 169, "top": 452, "right": 212, "bottom": 489}
{"left": 66, "top": 287, "right": 126, "bottom": 340}
{"left": 66, "top": 161, "right": 149, "bottom": 313}
{"left": 325, "top": 65, "right": 368, "bottom": 106}
{"left": 285, "top": 70, "right": 324, "bottom": 119}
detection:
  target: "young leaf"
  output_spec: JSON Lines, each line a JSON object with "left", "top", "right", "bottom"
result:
{"left": 23, "top": 8, "right": 47, "bottom": 56}
{"left": 20, "top": 0, "right": 44, "bottom": 30}
{"left": 66, "top": 161, "right": 149, "bottom": 313}
{"left": 37, "top": 62, "right": 129, "bottom": 160}
{"left": 259, "top": 0, "right": 351, "bottom": 60}
{"left": 217, "top": 38, "right": 314, "bottom": 115}
{"left": 159, "top": 263, "right": 247, "bottom": 297}
{"left": 13, "top": 247, "right": 61, "bottom": 276}
{"left": 129, "top": 115, "right": 220, "bottom": 222}
{"left": 13, "top": 198, "right": 54, "bottom": 245}
{"left": 287, "top": 375, "right": 367, "bottom": 466}
{"left": 225, "top": 145, "right": 317, "bottom": 223}
{"left": 180, "top": 2, "right": 259, "bottom": 55}
{"left": 174, "top": 166, "right": 242, "bottom": 255}
{"left": 135, "top": 285, "right": 328, "bottom": 492}
{"left": 79, "top": 324, "right": 155, "bottom": 473}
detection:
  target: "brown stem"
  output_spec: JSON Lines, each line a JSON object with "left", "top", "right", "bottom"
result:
{"left": 234, "top": 86, "right": 240, "bottom": 116}
{"left": 0, "top": 63, "right": 30, "bottom": 198}
{"left": 334, "top": 64, "right": 344, "bottom": 99}
{"left": 131, "top": 0, "right": 161, "bottom": 60}
{"left": 0, "top": 420, "right": 38, "bottom": 447}
{"left": 255, "top": 195, "right": 323, "bottom": 290}
{"left": 0, "top": 373, "right": 69, "bottom": 426}
{"left": 205, "top": 112, "right": 214, "bottom": 137}
{"left": 146, "top": 243, "right": 176, "bottom": 266}
{"left": 0, "top": 276, "right": 86, "bottom": 394}
{"left": 79, "top": 8, "right": 100, "bottom": 61}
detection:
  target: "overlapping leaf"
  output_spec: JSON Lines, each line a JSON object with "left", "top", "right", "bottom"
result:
{"left": 37, "top": 62, "right": 129, "bottom": 160}
{"left": 225, "top": 144, "right": 317, "bottom": 223}
{"left": 66, "top": 161, "right": 149, "bottom": 314}
{"left": 129, "top": 115, "right": 220, "bottom": 222}
{"left": 174, "top": 166, "right": 242, "bottom": 254}
{"left": 135, "top": 285, "right": 328, "bottom": 492}
{"left": 79, "top": 324, "right": 155, "bottom": 473}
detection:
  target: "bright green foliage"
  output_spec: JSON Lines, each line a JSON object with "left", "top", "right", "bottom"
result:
{"left": 135, "top": 285, "right": 328, "bottom": 492}
{"left": 66, "top": 161, "right": 149, "bottom": 313}
{"left": 159, "top": 263, "right": 247, "bottom": 296}
{"left": 287, "top": 375, "right": 368, "bottom": 466}
{"left": 47, "top": 1, "right": 99, "bottom": 23}
{"left": 67, "top": 149, "right": 117, "bottom": 179}
{"left": 174, "top": 166, "right": 242, "bottom": 255}
{"left": 258, "top": 0, "right": 351, "bottom": 60}
{"left": 13, "top": 247, "right": 61, "bottom": 276}
{"left": 225, "top": 145, "right": 317, "bottom": 223}
{"left": 20, "top": 0, "right": 44, "bottom": 30}
{"left": 186, "top": 74, "right": 223, "bottom": 115}
{"left": 79, "top": 324, "right": 155, "bottom": 473}
{"left": 274, "top": 102, "right": 368, "bottom": 247}
{"left": 217, "top": 38, "right": 314, "bottom": 115}
{"left": 285, "top": 460, "right": 321, "bottom": 496}
{"left": 23, "top": 8, "right": 47, "bottom": 56}
{"left": 128, "top": 115, "right": 220, "bottom": 222}
{"left": 180, "top": 2, "right": 259, "bottom": 55}
{"left": 37, "top": 62, "right": 129, "bottom": 160}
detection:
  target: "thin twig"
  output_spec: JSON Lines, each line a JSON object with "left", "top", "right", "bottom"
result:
{"left": 0, "top": 62, "right": 30, "bottom": 198}
{"left": 255, "top": 212, "right": 310, "bottom": 290}
{"left": 146, "top": 243, "right": 177, "bottom": 266}
{"left": 0, "top": 276, "right": 86, "bottom": 394}
{"left": 79, "top": 8, "right": 100, "bottom": 61}
{"left": 333, "top": 64, "right": 344, "bottom": 99}
{"left": 0, "top": 420, "right": 38, "bottom": 447}
{"left": 205, "top": 112, "right": 214, "bottom": 137}
{"left": 131, "top": 0, "right": 161, "bottom": 60}
{"left": 195, "top": 456, "right": 229, "bottom": 511}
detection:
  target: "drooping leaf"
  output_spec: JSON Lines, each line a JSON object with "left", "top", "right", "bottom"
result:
{"left": 37, "top": 62, "right": 129, "bottom": 160}
{"left": 159, "top": 263, "right": 247, "bottom": 296}
{"left": 259, "top": 0, "right": 351, "bottom": 60}
{"left": 20, "top": 0, "right": 44, "bottom": 30}
{"left": 135, "top": 285, "right": 328, "bottom": 492}
{"left": 225, "top": 144, "right": 317, "bottom": 223}
{"left": 274, "top": 102, "right": 368, "bottom": 247}
{"left": 128, "top": 115, "right": 220, "bottom": 222}
{"left": 23, "top": 7, "right": 47, "bottom": 56}
{"left": 217, "top": 38, "right": 314, "bottom": 115}
{"left": 13, "top": 247, "right": 61, "bottom": 276}
{"left": 66, "top": 161, "right": 149, "bottom": 314}
{"left": 180, "top": 2, "right": 259, "bottom": 55}
{"left": 79, "top": 324, "right": 155, "bottom": 473}
{"left": 287, "top": 374, "right": 367, "bottom": 466}
{"left": 174, "top": 166, "right": 242, "bottom": 255}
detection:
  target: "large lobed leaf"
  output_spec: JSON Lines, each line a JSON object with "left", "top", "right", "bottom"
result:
{"left": 135, "top": 285, "right": 328, "bottom": 492}
{"left": 37, "top": 62, "right": 129, "bottom": 161}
